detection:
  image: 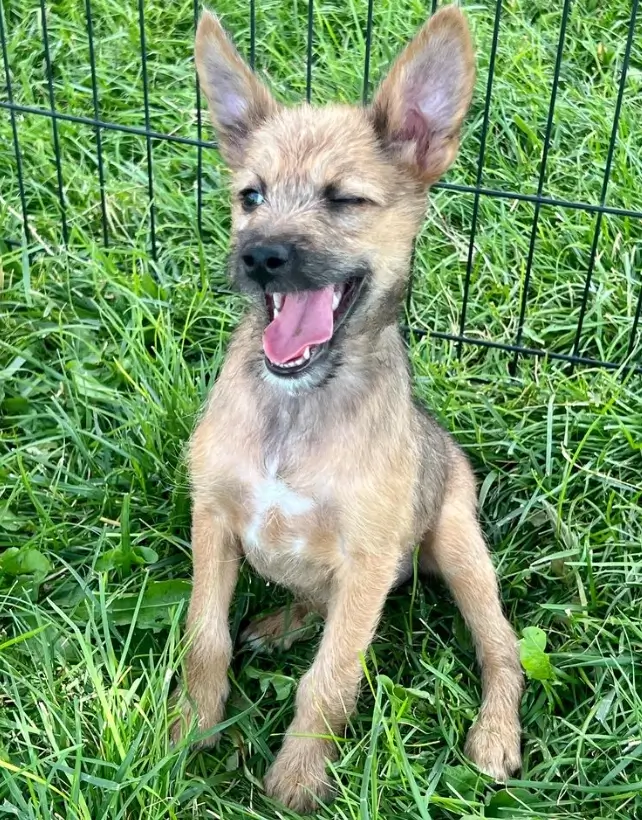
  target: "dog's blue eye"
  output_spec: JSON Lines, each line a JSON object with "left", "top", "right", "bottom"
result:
{"left": 240, "top": 189, "right": 264, "bottom": 211}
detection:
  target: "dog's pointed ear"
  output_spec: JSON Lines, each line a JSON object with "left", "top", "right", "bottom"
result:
{"left": 371, "top": 6, "right": 475, "bottom": 186}
{"left": 195, "top": 11, "right": 278, "bottom": 167}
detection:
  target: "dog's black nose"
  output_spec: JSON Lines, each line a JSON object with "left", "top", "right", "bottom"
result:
{"left": 240, "top": 243, "right": 293, "bottom": 287}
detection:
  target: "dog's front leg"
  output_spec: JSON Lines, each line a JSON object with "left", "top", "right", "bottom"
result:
{"left": 264, "top": 553, "right": 397, "bottom": 812}
{"left": 171, "top": 501, "right": 240, "bottom": 747}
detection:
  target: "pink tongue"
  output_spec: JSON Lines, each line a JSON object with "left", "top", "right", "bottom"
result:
{"left": 263, "top": 286, "right": 335, "bottom": 365}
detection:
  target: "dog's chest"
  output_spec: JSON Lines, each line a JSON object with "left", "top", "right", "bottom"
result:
{"left": 244, "top": 472, "right": 313, "bottom": 551}
{"left": 238, "top": 459, "right": 340, "bottom": 587}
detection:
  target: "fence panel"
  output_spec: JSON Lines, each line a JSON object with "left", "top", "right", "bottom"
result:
{"left": 1, "top": 0, "right": 640, "bottom": 374}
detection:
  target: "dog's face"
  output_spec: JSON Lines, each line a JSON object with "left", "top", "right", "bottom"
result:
{"left": 195, "top": 8, "right": 474, "bottom": 389}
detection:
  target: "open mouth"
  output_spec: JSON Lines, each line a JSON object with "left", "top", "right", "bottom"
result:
{"left": 263, "top": 277, "right": 364, "bottom": 377}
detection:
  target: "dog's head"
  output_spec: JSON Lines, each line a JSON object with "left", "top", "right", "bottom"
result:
{"left": 195, "top": 7, "right": 474, "bottom": 388}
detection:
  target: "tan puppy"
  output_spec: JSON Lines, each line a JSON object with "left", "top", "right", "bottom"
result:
{"left": 173, "top": 6, "right": 523, "bottom": 812}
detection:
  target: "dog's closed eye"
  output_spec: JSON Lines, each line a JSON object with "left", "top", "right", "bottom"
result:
{"left": 323, "top": 184, "right": 374, "bottom": 210}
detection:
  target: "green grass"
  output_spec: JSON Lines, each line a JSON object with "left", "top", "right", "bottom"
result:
{"left": 1, "top": 0, "right": 641, "bottom": 817}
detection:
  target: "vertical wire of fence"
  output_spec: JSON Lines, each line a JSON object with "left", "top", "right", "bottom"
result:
{"left": 569, "top": 0, "right": 639, "bottom": 368}
{"left": 39, "top": 0, "right": 68, "bottom": 245}
{"left": 456, "top": 0, "right": 503, "bottom": 358}
{"left": 508, "top": 0, "right": 572, "bottom": 375}
{"left": 84, "top": 0, "right": 109, "bottom": 247}
{"left": 137, "top": 0, "right": 157, "bottom": 261}
{"left": 0, "top": 3, "right": 29, "bottom": 243}
{"left": 0, "top": 1, "right": 640, "bottom": 374}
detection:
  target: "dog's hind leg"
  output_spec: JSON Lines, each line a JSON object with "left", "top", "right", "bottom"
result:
{"left": 241, "top": 601, "right": 320, "bottom": 652}
{"left": 420, "top": 450, "right": 523, "bottom": 781}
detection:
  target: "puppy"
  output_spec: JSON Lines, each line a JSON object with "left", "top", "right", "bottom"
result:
{"left": 173, "top": 6, "right": 523, "bottom": 812}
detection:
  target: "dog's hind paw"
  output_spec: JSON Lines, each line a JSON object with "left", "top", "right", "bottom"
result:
{"left": 240, "top": 604, "right": 317, "bottom": 652}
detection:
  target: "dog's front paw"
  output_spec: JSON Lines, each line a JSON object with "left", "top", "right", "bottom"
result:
{"left": 464, "top": 713, "right": 521, "bottom": 782}
{"left": 264, "top": 737, "right": 334, "bottom": 813}
{"left": 169, "top": 679, "right": 229, "bottom": 749}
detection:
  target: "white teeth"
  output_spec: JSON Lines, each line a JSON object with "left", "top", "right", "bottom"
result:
{"left": 280, "top": 356, "right": 305, "bottom": 368}
{"left": 276, "top": 347, "right": 314, "bottom": 369}
{"left": 273, "top": 292, "right": 283, "bottom": 315}
{"left": 332, "top": 290, "right": 341, "bottom": 311}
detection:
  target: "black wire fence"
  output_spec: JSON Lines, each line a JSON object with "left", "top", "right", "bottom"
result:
{"left": 1, "top": 0, "right": 640, "bottom": 375}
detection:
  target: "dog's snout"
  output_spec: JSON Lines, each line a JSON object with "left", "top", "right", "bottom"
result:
{"left": 241, "top": 243, "right": 293, "bottom": 287}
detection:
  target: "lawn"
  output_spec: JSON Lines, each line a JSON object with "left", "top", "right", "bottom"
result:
{"left": 1, "top": 0, "right": 641, "bottom": 818}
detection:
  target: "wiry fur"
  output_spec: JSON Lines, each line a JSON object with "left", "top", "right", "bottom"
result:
{"left": 172, "top": 6, "right": 523, "bottom": 813}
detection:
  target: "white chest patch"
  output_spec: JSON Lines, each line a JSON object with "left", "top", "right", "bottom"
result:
{"left": 244, "top": 464, "right": 314, "bottom": 553}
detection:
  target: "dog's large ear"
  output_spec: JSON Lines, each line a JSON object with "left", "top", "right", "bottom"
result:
{"left": 371, "top": 6, "right": 475, "bottom": 185}
{"left": 195, "top": 11, "right": 278, "bottom": 167}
